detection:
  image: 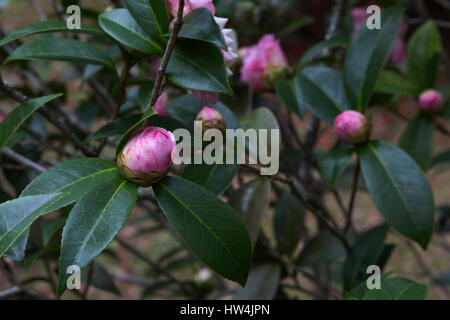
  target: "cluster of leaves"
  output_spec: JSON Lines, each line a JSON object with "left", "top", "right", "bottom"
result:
{"left": 0, "top": 0, "right": 449, "bottom": 300}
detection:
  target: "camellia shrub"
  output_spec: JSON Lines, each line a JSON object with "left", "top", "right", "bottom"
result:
{"left": 0, "top": 0, "right": 449, "bottom": 300}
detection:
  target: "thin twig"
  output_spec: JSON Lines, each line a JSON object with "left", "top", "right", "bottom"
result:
{"left": 113, "top": 62, "right": 132, "bottom": 120}
{"left": 143, "top": 0, "right": 185, "bottom": 125}
{"left": 2, "top": 147, "right": 46, "bottom": 173}
{"left": 345, "top": 157, "right": 360, "bottom": 234}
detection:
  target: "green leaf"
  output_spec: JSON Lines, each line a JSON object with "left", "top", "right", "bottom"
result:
{"left": 167, "top": 39, "right": 232, "bottom": 94}
{"left": 298, "top": 36, "right": 349, "bottom": 68}
{"left": 153, "top": 177, "right": 252, "bottom": 286}
{"left": 182, "top": 163, "right": 239, "bottom": 196}
{"left": 295, "top": 66, "right": 350, "bottom": 124}
{"left": 363, "top": 278, "right": 426, "bottom": 300}
{"left": 58, "top": 177, "right": 137, "bottom": 296}
{"left": 375, "top": 70, "right": 419, "bottom": 96}
{"left": 344, "top": 8, "right": 403, "bottom": 111}
{"left": 435, "top": 271, "right": 450, "bottom": 286}
{"left": 318, "top": 143, "right": 354, "bottom": 187}
{"left": 234, "top": 264, "right": 281, "bottom": 300}
{"left": 273, "top": 192, "right": 304, "bottom": 256}
{"left": 0, "top": 21, "right": 104, "bottom": 47}
{"left": 179, "top": 8, "right": 227, "bottom": 50}
{"left": 124, "top": 0, "right": 168, "bottom": 41}
{"left": 89, "top": 114, "right": 141, "bottom": 140}
{"left": 398, "top": 114, "right": 434, "bottom": 170}
{"left": 276, "top": 78, "right": 307, "bottom": 119}
{"left": 98, "top": 9, "right": 163, "bottom": 55}
{"left": 431, "top": 149, "right": 450, "bottom": 169}
{"left": 407, "top": 21, "right": 442, "bottom": 93}
{"left": 229, "top": 178, "right": 271, "bottom": 247}
{"left": 167, "top": 94, "right": 203, "bottom": 128}
{"left": 0, "top": 94, "right": 62, "bottom": 149}
{"left": 5, "top": 38, "right": 115, "bottom": 70}
{"left": 358, "top": 141, "right": 434, "bottom": 249}
{"left": 297, "top": 230, "right": 346, "bottom": 266}
{"left": 21, "top": 158, "right": 120, "bottom": 212}
{"left": 0, "top": 193, "right": 67, "bottom": 261}
{"left": 343, "top": 224, "right": 389, "bottom": 291}
{"left": 40, "top": 216, "right": 67, "bottom": 247}
{"left": 115, "top": 107, "right": 157, "bottom": 156}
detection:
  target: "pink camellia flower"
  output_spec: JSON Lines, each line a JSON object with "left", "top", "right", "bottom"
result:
{"left": 334, "top": 110, "right": 370, "bottom": 145}
{"left": 117, "top": 127, "right": 177, "bottom": 187}
{"left": 0, "top": 113, "right": 5, "bottom": 122}
{"left": 351, "top": 4, "right": 406, "bottom": 63}
{"left": 196, "top": 106, "right": 226, "bottom": 132}
{"left": 240, "top": 34, "right": 289, "bottom": 91}
{"left": 154, "top": 91, "right": 170, "bottom": 116}
{"left": 166, "top": 0, "right": 215, "bottom": 17}
{"left": 192, "top": 91, "right": 218, "bottom": 105}
{"left": 419, "top": 89, "right": 443, "bottom": 112}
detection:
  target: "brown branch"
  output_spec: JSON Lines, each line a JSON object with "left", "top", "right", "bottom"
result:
{"left": 143, "top": 0, "right": 185, "bottom": 125}
{"left": 113, "top": 61, "right": 132, "bottom": 120}
{"left": 2, "top": 147, "right": 46, "bottom": 173}
{"left": 345, "top": 157, "right": 360, "bottom": 234}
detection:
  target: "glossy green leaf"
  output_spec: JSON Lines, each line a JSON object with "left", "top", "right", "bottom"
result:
{"left": 179, "top": 8, "right": 227, "bottom": 50}
{"left": 276, "top": 78, "right": 306, "bottom": 119}
{"left": 229, "top": 178, "right": 271, "bottom": 247}
{"left": 234, "top": 264, "right": 281, "bottom": 300}
{"left": 344, "top": 8, "right": 403, "bottom": 110}
{"left": 167, "top": 94, "right": 203, "bottom": 128}
{"left": 318, "top": 143, "right": 354, "bottom": 187}
{"left": 40, "top": 216, "right": 67, "bottom": 247}
{"left": 0, "top": 21, "right": 104, "bottom": 47}
{"left": 0, "top": 94, "right": 62, "bottom": 149}
{"left": 297, "top": 230, "right": 346, "bottom": 266}
{"left": 0, "top": 193, "right": 67, "bottom": 261}
{"left": 295, "top": 66, "right": 350, "bottom": 124}
{"left": 359, "top": 141, "right": 434, "bottom": 248}
{"left": 182, "top": 163, "right": 239, "bottom": 196}
{"left": 343, "top": 224, "right": 389, "bottom": 291}
{"left": 99, "top": 9, "right": 163, "bottom": 55}
{"left": 124, "top": 0, "right": 168, "bottom": 41}
{"left": 375, "top": 70, "right": 419, "bottom": 96}
{"left": 5, "top": 38, "right": 115, "bottom": 70}
{"left": 82, "top": 263, "right": 121, "bottom": 296}
{"left": 407, "top": 21, "right": 442, "bottom": 93}
{"left": 153, "top": 177, "right": 252, "bottom": 286}
{"left": 274, "top": 192, "right": 304, "bottom": 256}
{"left": 89, "top": 114, "right": 141, "bottom": 140}
{"left": 21, "top": 158, "right": 120, "bottom": 212}
{"left": 58, "top": 178, "right": 137, "bottom": 296}
{"left": 298, "top": 36, "right": 349, "bottom": 67}
{"left": 398, "top": 113, "right": 434, "bottom": 170}
{"left": 115, "top": 107, "right": 157, "bottom": 156}
{"left": 167, "top": 39, "right": 232, "bottom": 94}
{"left": 364, "top": 278, "right": 426, "bottom": 300}
{"left": 431, "top": 149, "right": 450, "bottom": 169}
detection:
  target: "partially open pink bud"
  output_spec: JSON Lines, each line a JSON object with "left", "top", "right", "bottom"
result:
{"left": 154, "top": 92, "right": 170, "bottom": 116}
{"left": 334, "top": 111, "right": 370, "bottom": 145}
{"left": 240, "top": 34, "right": 289, "bottom": 91}
{"left": 419, "top": 89, "right": 443, "bottom": 112}
{"left": 166, "top": 0, "right": 215, "bottom": 17}
{"left": 117, "top": 127, "right": 176, "bottom": 187}
{"left": 0, "top": 113, "right": 5, "bottom": 123}
{"left": 196, "top": 106, "right": 226, "bottom": 132}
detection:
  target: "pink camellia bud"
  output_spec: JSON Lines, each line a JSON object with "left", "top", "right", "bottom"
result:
{"left": 196, "top": 106, "right": 226, "bottom": 133}
{"left": 166, "top": 0, "right": 215, "bottom": 17}
{"left": 0, "top": 113, "right": 5, "bottom": 122}
{"left": 419, "top": 89, "right": 443, "bottom": 112}
{"left": 240, "top": 34, "right": 289, "bottom": 91}
{"left": 117, "top": 127, "right": 177, "bottom": 187}
{"left": 154, "top": 92, "right": 170, "bottom": 116}
{"left": 334, "top": 111, "right": 370, "bottom": 145}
